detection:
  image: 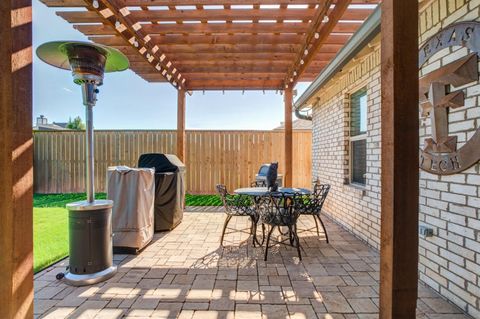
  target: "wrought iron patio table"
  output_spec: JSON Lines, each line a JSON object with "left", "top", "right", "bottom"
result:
{"left": 233, "top": 187, "right": 311, "bottom": 247}
{"left": 233, "top": 187, "right": 311, "bottom": 197}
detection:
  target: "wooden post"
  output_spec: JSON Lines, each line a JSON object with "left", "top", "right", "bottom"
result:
{"left": 0, "top": 0, "right": 34, "bottom": 318}
{"left": 177, "top": 88, "right": 186, "bottom": 163}
{"left": 284, "top": 87, "right": 293, "bottom": 187}
{"left": 380, "top": 0, "right": 419, "bottom": 318}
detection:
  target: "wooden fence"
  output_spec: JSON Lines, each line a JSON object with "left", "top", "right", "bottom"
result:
{"left": 33, "top": 130, "right": 312, "bottom": 194}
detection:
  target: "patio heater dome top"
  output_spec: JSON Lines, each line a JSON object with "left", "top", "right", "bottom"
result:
{"left": 36, "top": 41, "right": 129, "bottom": 83}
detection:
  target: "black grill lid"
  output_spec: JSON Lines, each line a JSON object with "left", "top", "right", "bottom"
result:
{"left": 138, "top": 153, "right": 185, "bottom": 173}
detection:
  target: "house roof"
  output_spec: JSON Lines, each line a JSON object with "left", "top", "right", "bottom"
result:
{"left": 33, "top": 123, "right": 70, "bottom": 131}
{"left": 274, "top": 118, "right": 312, "bottom": 130}
{"left": 39, "top": 0, "right": 379, "bottom": 91}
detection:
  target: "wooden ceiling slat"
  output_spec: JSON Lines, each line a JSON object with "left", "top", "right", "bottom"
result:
{"left": 41, "top": 0, "right": 379, "bottom": 7}
{"left": 121, "top": 0, "right": 379, "bottom": 5}
{"left": 187, "top": 79, "right": 283, "bottom": 90}
{"left": 74, "top": 21, "right": 360, "bottom": 36}
{"left": 171, "top": 53, "right": 336, "bottom": 61}
{"left": 104, "top": 43, "right": 343, "bottom": 54}
{"left": 90, "top": 34, "right": 350, "bottom": 46}
{"left": 59, "top": 8, "right": 372, "bottom": 24}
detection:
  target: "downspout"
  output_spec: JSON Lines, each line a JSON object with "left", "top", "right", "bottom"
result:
{"left": 295, "top": 107, "right": 312, "bottom": 121}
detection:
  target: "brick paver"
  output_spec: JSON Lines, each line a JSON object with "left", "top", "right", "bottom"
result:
{"left": 34, "top": 212, "right": 470, "bottom": 318}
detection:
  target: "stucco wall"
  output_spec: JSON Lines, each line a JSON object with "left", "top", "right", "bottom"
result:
{"left": 310, "top": 0, "right": 480, "bottom": 316}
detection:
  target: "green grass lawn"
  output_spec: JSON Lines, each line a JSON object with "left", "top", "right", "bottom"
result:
{"left": 33, "top": 192, "right": 221, "bottom": 273}
{"left": 34, "top": 207, "right": 68, "bottom": 273}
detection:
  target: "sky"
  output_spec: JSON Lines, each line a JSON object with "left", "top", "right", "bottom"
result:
{"left": 32, "top": 0, "right": 311, "bottom": 130}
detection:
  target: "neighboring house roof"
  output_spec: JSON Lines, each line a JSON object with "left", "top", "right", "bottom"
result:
{"left": 33, "top": 123, "right": 69, "bottom": 131}
{"left": 274, "top": 119, "right": 312, "bottom": 131}
{"left": 53, "top": 122, "right": 69, "bottom": 128}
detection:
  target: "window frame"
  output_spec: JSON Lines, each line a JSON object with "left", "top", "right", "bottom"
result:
{"left": 349, "top": 88, "right": 368, "bottom": 186}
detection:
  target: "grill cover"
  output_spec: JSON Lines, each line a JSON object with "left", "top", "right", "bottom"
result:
{"left": 138, "top": 154, "right": 186, "bottom": 231}
{"left": 107, "top": 166, "right": 155, "bottom": 251}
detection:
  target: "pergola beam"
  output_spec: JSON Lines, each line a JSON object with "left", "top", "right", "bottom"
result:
{"left": 0, "top": 0, "right": 34, "bottom": 317}
{"left": 288, "top": 0, "right": 352, "bottom": 86}
{"left": 284, "top": 87, "right": 293, "bottom": 187}
{"left": 379, "top": 0, "right": 419, "bottom": 318}
{"left": 80, "top": 0, "right": 184, "bottom": 89}
{"left": 177, "top": 89, "right": 186, "bottom": 162}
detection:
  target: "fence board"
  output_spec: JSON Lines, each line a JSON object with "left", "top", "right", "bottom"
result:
{"left": 33, "top": 130, "right": 311, "bottom": 194}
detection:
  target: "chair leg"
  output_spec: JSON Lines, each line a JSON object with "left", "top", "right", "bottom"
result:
{"left": 293, "top": 226, "right": 302, "bottom": 260}
{"left": 316, "top": 215, "right": 329, "bottom": 243}
{"left": 264, "top": 225, "right": 275, "bottom": 261}
{"left": 312, "top": 214, "right": 320, "bottom": 236}
{"left": 290, "top": 224, "right": 302, "bottom": 260}
{"left": 220, "top": 215, "right": 233, "bottom": 246}
{"left": 288, "top": 225, "right": 294, "bottom": 246}
{"left": 250, "top": 216, "right": 257, "bottom": 247}
{"left": 258, "top": 223, "right": 265, "bottom": 246}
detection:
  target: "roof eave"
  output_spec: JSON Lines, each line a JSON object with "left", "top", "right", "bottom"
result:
{"left": 294, "top": 5, "right": 381, "bottom": 110}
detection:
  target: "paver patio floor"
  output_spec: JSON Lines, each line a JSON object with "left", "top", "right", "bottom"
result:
{"left": 34, "top": 211, "right": 470, "bottom": 319}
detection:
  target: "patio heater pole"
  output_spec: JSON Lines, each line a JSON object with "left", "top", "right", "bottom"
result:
{"left": 36, "top": 41, "right": 129, "bottom": 286}
{"left": 83, "top": 85, "right": 95, "bottom": 203}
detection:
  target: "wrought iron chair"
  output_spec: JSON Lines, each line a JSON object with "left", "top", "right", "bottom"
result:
{"left": 216, "top": 184, "right": 259, "bottom": 246}
{"left": 258, "top": 192, "right": 302, "bottom": 261}
{"left": 296, "top": 183, "right": 331, "bottom": 243}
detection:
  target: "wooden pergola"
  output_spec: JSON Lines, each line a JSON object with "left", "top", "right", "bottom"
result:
{"left": 1, "top": 0, "right": 420, "bottom": 318}
{"left": 39, "top": 0, "right": 379, "bottom": 186}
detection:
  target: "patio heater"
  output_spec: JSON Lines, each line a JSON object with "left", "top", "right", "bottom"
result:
{"left": 36, "top": 41, "right": 129, "bottom": 286}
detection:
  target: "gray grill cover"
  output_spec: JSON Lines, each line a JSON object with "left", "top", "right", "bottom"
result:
{"left": 107, "top": 166, "right": 155, "bottom": 250}
{"left": 138, "top": 154, "right": 185, "bottom": 231}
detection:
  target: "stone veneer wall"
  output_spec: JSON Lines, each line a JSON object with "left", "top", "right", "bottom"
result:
{"left": 310, "top": 0, "right": 480, "bottom": 316}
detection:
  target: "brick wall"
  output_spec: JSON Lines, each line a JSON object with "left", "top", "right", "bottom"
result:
{"left": 310, "top": 0, "right": 480, "bottom": 316}
{"left": 311, "top": 39, "right": 382, "bottom": 249}
{"left": 419, "top": 0, "right": 480, "bottom": 317}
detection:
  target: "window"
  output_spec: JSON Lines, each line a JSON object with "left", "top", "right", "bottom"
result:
{"left": 350, "top": 89, "right": 367, "bottom": 185}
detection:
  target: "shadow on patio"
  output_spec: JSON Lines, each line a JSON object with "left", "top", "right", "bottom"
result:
{"left": 34, "top": 212, "right": 469, "bottom": 319}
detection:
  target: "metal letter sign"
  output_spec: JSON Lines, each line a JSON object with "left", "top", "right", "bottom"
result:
{"left": 419, "top": 22, "right": 480, "bottom": 174}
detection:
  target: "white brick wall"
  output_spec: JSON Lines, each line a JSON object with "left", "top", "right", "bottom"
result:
{"left": 310, "top": 0, "right": 480, "bottom": 316}
{"left": 419, "top": 0, "right": 480, "bottom": 316}
{"left": 312, "top": 58, "right": 382, "bottom": 249}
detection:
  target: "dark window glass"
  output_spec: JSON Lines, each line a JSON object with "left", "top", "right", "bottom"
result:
{"left": 351, "top": 139, "right": 366, "bottom": 185}
{"left": 351, "top": 89, "right": 367, "bottom": 136}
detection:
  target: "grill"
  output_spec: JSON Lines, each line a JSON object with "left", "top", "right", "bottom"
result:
{"left": 138, "top": 154, "right": 186, "bottom": 231}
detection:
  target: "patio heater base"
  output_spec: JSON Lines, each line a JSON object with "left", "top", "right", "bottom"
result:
{"left": 64, "top": 265, "right": 117, "bottom": 286}
{"left": 64, "top": 200, "right": 116, "bottom": 286}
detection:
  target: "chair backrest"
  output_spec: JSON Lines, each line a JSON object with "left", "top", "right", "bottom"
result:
{"left": 215, "top": 184, "right": 252, "bottom": 215}
{"left": 259, "top": 192, "right": 301, "bottom": 226}
{"left": 309, "top": 183, "right": 331, "bottom": 214}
